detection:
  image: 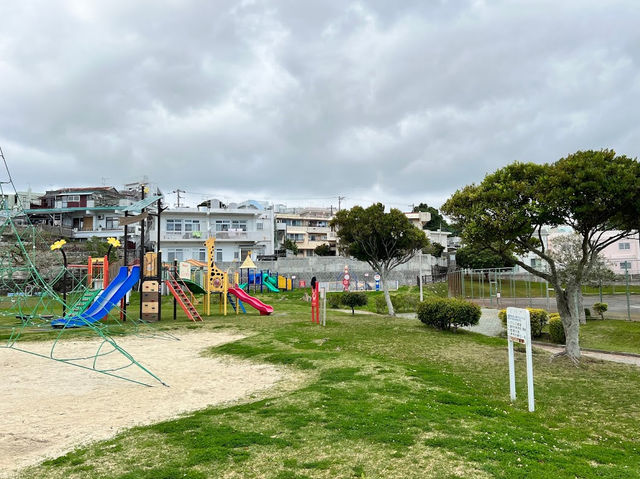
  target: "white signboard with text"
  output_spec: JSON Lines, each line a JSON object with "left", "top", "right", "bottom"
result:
{"left": 506, "top": 307, "right": 535, "bottom": 412}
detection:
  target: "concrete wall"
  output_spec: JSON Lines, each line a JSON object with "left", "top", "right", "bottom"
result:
{"left": 216, "top": 254, "right": 447, "bottom": 286}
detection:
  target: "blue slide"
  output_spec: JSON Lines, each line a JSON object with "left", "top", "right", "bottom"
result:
{"left": 51, "top": 266, "right": 141, "bottom": 328}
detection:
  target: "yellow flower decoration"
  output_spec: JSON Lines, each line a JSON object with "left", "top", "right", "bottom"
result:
{"left": 107, "top": 237, "right": 121, "bottom": 248}
{"left": 50, "top": 239, "right": 67, "bottom": 251}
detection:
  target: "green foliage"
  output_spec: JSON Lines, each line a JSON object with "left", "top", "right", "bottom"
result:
{"left": 498, "top": 308, "right": 548, "bottom": 338}
{"left": 341, "top": 292, "right": 368, "bottom": 315}
{"left": 442, "top": 150, "right": 640, "bottom": 357}
{"left": 455, "top": 245, "right": 515, "bottom": 269}
{"left": 85, "top": 236, "right": 118, "bottom": 262}
{"left": 417, "top": 298, "right": 481, "bottom": 331}
{"left": 327, "top": 293, "right": 341, "bottom": 309}
{"left": 548, "top": 314, "right": 566, "bottom": 344}
{"left": 427, "top": 242, "right": 445, "bottom": 258}
{"left": 412, "top": 203, "right": 458, "bottom": 234}
{"left": 593, "top": 302, "right": 608, "bottom": 320}
{"left": 314, "top": 243, "right": 333, "bottom": 256}
{"left": 283, "top": 239, "right": 299, "bottom": 256}
{"left": 584, "top": 308, "right": 591, "bottom": 319}
{"left": 331, "top": 203, "right": 429, "bottom": 272}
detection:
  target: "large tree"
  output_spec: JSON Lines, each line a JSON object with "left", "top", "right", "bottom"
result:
{"left": 442, "top": 150, "right": 640, "bottom": 361}
{"left": 331, "top": 203, "right": 429, "bottom": 316}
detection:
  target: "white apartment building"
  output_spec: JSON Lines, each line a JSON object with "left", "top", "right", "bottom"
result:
{"left": 150, "top": 199, "right": 275, "bottom": 263}
{"left": 275, "top": 207, "right": 337, "bottom": 257}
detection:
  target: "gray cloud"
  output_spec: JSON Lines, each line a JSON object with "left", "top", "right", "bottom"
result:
{"left": 1, "top": 0, "right": 639, "bottom": 209}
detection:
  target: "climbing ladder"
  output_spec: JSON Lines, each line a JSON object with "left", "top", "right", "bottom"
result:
{"left": 66, "top": 289, "right": 102, "bottom": 317}
{"left": 165, "top": 277, "right": 203, "bottom": 322}
{"left": 227, "top": 293, "right": 246, "bottom": 314}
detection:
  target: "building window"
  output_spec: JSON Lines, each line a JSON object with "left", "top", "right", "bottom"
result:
{"left": 216, "top": 220, "right": 230, "bottom": 231}
{"left": 231, "top": 220, "right": 247, "bottom": 231}
{"left": 184, "top": 219, "right": 200, "bottom": 232}
{"left": 216, "top": 249, "right": 223, "bottom": 262}
{"left": 619, "top": 242, "right": 631, "bottom": 250}
{"left": 105, "top": 217, "right": 117, "bottom": 229}
{"left": 167, "top": 219, "right": 182, "bottom": 232}
{"left": 198, "top": 248, "right": 206, "bottom": 262}
{"left": 166, "top": 248, "right": 184, "bottom": 262}
{"left": 620, "top": 261, "right": 632, "bottom": 270}
{"left": 530, "top": 258, "right": 542, "bottom": 268}
{"left": 257, "top": 222, "right": 263, "bottom": 230}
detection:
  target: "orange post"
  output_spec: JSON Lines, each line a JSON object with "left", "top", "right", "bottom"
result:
{"left": 87, "top": 256, "right": 93, "bottom": 288}
{"left": 103, "top": 255, "right": 109, "bottom": 288}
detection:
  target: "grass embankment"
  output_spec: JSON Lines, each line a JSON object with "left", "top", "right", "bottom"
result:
{"left": 578, "top": 319, "right": 640, "bottom": 355}
{"left": 15, "top": 288, "right": 640, "bottom": 479}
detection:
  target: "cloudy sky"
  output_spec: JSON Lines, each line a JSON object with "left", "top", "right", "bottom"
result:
{"left": 1, "top": 0, "right": 639, "bottom": 210}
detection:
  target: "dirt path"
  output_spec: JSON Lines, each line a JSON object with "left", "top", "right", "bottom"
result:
{"left": 0, "top": 330, "right": 289, "bottom": 477}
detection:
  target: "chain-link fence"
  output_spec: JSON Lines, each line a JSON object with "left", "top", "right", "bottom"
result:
{"left": 448, "top": 262, "right": 640, "bottom": 320}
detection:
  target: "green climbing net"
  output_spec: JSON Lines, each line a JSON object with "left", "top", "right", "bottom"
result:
{"left": 0, "top": 147, "right": 171, "bottom": 387}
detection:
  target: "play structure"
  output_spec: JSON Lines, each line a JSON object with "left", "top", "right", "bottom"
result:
{"left": 310, "top": 276, "right": 326, "bottom": 326}
{"left": 165, "top": 261, "right": 203, "bottom": 322}
{"left": 0, "top": 149, "right": 169, "bottom": 386}
{"left": 238, "top": 254, "right": 293, "bottom": 293}
{"left": 204, "top": 238, "right": 273, "bottom": 316}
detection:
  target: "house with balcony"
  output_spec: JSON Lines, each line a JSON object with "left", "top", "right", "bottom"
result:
{"left": 22, "top": 186, "right": 141, "bottom": 239}
{"left": 275, "top": 207, "right": 337, "bottom": 257}
{"left": 148, "top": 199, "right": 275, "bottom": 263}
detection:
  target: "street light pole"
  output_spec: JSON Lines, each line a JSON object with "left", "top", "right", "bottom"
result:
{"left": 419, "top": 249, "right": 423, "bottom": 302}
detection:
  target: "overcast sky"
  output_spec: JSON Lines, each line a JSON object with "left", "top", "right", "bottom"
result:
{"left": 1, "top": 0, "right": 639, "bottom": 210}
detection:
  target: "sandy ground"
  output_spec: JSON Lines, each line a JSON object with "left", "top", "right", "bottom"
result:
{"left": 0, "top": 330, "right": 289, "bottom": 477}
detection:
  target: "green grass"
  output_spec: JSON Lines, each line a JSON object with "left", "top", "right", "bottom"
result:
{"left": 11, "top": 289, "right": 640, "bottom": 478}
{"left": 578, "top": 319, "right": 640, "bottom": 355}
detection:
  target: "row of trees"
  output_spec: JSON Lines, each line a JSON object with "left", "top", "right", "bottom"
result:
{"left": 331, "top": 149, "right": 640, "bottom": 362}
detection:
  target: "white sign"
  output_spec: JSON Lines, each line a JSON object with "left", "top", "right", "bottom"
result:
{"left": 344, "top": 273, "right": 350, "bottom": 281}
{"left": 179, "top": 261, "right": 191, "bottom": 279}
{"left": 506, "top": 307, "right": 535, "bottom": 412}
{"left": 374, "top": 274, "right": 381, "bottom": 281}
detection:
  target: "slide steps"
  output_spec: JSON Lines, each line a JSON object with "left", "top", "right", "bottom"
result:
{"left": 166, "top": 278, "right": 203, "bottom": 322}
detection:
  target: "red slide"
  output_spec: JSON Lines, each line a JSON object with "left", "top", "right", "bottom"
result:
{"left": 228, "top": 287, "right": 274, "bottom": 315}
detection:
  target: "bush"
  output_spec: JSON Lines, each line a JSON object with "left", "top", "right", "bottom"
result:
{"left": 341, "top": 292, "right": 368, "bottom": 315}
{"left": 584, "top": 307, "right": 591, "bottom": 319}
{"left": 327, "top": 293, "right": 341, "bottom": 309}
{"left": 593, "top": 302, "right": 608, "bottom": 320}
{"left": 498, "top": 308, "right": 548, "bottom": 338}
{"left": 418, "top": 298, "right": 481, "bottom": 331}
{"left": 548, "top": 314, "right": 565, "bottom": 344}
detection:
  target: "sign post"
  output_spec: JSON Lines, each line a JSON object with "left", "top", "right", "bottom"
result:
{"left": 374, "top": 273, "right": 381, "bottom": 291}
{"left": 506, "top": 307, "right": 535, "bottom": 412}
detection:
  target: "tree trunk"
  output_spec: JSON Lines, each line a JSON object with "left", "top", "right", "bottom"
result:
{"left": 381, "top": 269, "right": 395, "bottom": 316}
{"left": 572, "top": 288, "right": 587, "bottom": 325}
{"left": 555, "top": 284, "right": 581, "bottom": 360}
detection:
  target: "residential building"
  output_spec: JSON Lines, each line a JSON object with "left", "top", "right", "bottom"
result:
{"left": 275, "top": 207, "right": 337, "bottom": 257}
{"left": 24, "top": 187, "right": 139, "bottom": 239}
{"left": 0, "top": 190, "right": 44, "bottom": 210}
{"left": 148, "top": 199, "right": 275, "bottom": 263}
{"left": 594, "top": 231, "right": 640, "bottom": 275}
{"left": 404, "top": 211, "right": 449, "bottom": 268}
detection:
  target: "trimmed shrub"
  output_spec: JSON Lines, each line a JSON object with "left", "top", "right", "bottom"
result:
{"left": 584, "top": 307, "right": 591, "bottom": 319}
{"left": 548, "top": 314, "right": 565, "bottom": 344}
{"left": 593, "top": 302, "right": 608, "bottom": 320}
{"left": 341, "top": 292, "right": 368, "bottom": 315}
{"left": 499, "top": 308, "right": 548, "bottom": 338}
{"left": 327, "top": 293, "right": 341, "bottom": 309}
{"left": 418, "top": 298, "right": 481, "bottom": 331}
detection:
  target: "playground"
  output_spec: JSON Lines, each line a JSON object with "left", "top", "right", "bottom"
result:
{"left": 0, "top": 329, "right": 289, "bottom": 477}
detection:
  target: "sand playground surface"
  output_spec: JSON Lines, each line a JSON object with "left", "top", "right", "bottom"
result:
{"left": 0, "top": 330, "right": 288, "bottom": 477}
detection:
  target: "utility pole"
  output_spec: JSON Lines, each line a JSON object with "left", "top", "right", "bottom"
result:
{"left": 172, "top": 189, "right": 185, "bottom": 208}
{"left": 338, "top": 196, "right": 345, "bottom": 211}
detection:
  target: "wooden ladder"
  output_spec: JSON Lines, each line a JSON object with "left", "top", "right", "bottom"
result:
{"left": 166, "top": 278, "right": 203, "bottom": 322}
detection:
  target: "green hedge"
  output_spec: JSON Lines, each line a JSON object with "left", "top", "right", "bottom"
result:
{"left": 593, "top": 302, "right": 608, "bottom": 320}
{"left": 417, "top": 298, "right": 481, "bottom": 331}
{"left": 498, "top": 308, "right": 548, "bottom": 338}
{"left": 548, "top": 313, "right": 565, "bottom": 344}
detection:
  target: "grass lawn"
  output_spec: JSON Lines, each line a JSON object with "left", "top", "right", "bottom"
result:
{"left": 578, "top": 319, "right": 640, "bottom": 355}
{"left": 8, "top": 289, "right": 640, "bottom": 478}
